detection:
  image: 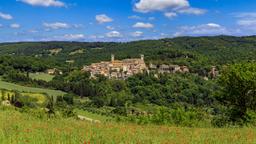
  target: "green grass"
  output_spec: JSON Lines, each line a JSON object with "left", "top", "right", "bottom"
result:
{"left": 0, "top": 108, "right": 255, "bottom": 144}
{"left": 29, "top": 73, "right": 55, "bottom": 82}
{"left": 0, "top": 80, "right": 65, "bottom": 97}
{"left": 0, "top": 90, "right": 47, "bottom": 104}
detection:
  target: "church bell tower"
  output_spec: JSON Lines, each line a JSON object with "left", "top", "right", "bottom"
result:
{"left": 111, "top": 54, "right": 115, "bottom": 62}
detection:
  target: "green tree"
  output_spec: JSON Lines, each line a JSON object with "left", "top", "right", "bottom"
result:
{"left": 46, "top": 95, "right": 55, "bottom": 117}
{"left": 219, "top": 62, "right": 256, "bottom": 123}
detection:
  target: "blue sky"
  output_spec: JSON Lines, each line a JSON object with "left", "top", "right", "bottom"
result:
{"left": 0, "top": 0, "right": 256, "bottom": 42}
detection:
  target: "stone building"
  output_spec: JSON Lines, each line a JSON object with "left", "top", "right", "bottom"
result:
{"left": 46, "top": 68, "right": 63, "bottom": 75}
{"left": 209, "top": 66, "right": 219, "bottom": 79}
{"left": 82, "top": 54, "right": 148, "bottom": 79}
{"left": 149, "top": 63, "right": 189, "bottom": 74}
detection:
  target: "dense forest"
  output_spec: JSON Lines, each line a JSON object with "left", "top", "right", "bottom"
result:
{"left": 0, "top": 35, "right": 256, "bottom": 127}
{"left": 0, "top": 35, "right": 256, "bottom": 69}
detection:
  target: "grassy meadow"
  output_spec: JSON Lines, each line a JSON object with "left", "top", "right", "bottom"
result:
{"left": 0, "top": 90, "right": 46, "bottom": 105}
{"left": 0, "top": 80, "right": 65, "bottom": 97}
{"left": 0, "top": 108, "right": 255, "bottom": 144}
{"left": 29, "top": 73, "right": 55, "bottom": 82}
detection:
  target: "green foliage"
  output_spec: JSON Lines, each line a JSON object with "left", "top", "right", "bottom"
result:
{"left": 90, "top": 80, "right": 133, "bottom": 107}
{"left": 127, "top": 73, "right": 217, "bottom": 107}
{"left": 244, "top": 110, "right": 256, "bottom": 126}
{"left": 218, "top": 62, "right": 256, "bottom": 124}
{"left": 3, "top": 70, "right": 30, "bottom": 83}
{"left": 0, "top": 56, "right": 51, "bottom": 74}
{"left": 0, "top": 36, "right": 256, "bottom": 128}
{"left": 151, "top": 107, "right": 207, "bottom": 127}
{"left": 0, "top": 36, "right": 255, "bottom": 73}
{"left": 45, "top": 95, "right": 55, "bottom": 117}
{"left": 56, "top": 94, "right": 74, "bottom": 105}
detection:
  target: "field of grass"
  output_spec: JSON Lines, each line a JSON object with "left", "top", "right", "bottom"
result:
{"left": 0, "top": 109, "right": 255, "bottom": 144}
{"left": 29, "top": 73, "right": 55, "bottom": 82}
{"left": 0, "top": 90, "right": 46, "bottom": 105}
{"left": 0, "top": 80, "right": 65, "bottom": 97}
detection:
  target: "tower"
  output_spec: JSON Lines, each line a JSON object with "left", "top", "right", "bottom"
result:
{"left": 140, "top": 54, "right": 144, "bottom": 61}
{"left": 111, "top": 54, "right": 115, "bottom": 62}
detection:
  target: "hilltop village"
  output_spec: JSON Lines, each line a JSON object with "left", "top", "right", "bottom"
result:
{"left": 45, "top": 54, "right": 219, "bottom": 80}
{"left": 81, "top": 54, "right": 193, "bottom": 79}
{"left": 82, "top": 54, "right": 148, "bottom": 79}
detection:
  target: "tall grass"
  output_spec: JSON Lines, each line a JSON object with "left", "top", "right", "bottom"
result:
{"left": 0, "top": 108, "right": 255, "bottom": 144}
{"left": 0, "top": 80, "right": 65, "bottom": 96}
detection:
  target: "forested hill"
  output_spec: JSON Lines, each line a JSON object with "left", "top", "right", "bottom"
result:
{"left": 0, "top": 35, "right": 256, "bottom": 72}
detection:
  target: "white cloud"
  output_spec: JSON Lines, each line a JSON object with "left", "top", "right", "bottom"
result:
{"left": 160, "top": 33, "right": 168, "bottom": 36}
{"left": 19, "top": 0, "right": 66, "bottom": 7}
{"left": 89, "top": 35, "right": 97, "bottom": 39}
{"left": 28, "top": 29, "right": 39, "bottom": 33}
{"left": 207, "top": 23, "right": 221, "bottom": 28}
{"left": 43, "top": 22, "right": 70, "bottom": 30}
{"left": 235, "top": 12, "right": 256, "bottom": 18}
{"left": 96, "top": 14, "right": 113, "bottom": 24}
{"left": 237, "top": 19, "right": 256, "bottom": 32}
{"left": 98, "top": 35, "right": 105, "bottom": 39}
{"left": 134, "top": 0, "right": 189, "bottom": 13}
{"left": 10, "top": 24, "right": 21, "bottom": 29}
{"left": 48, "top": 34, "right": 85, "bottom": 41}
{"left": 0, "top": 12, "right": 13, "bottom": 20}
{"left": 43, "top": 22, "right": 82, "bottom": 31}
{"left": 128, "top": 15, "right": 142, "bottom": 20}
{"left": 148, "top": 17, "right": 155, "bottom": 20}
{"left": 164, "top": 12, "right": 177, "bottom": 18}
{"left": 62, "top": 34, "right": 85, "bottom": 40}
{"left": 133, "top": 22, "right": 154, "bottom": 29}
{"left": 235, "top": 12, "right": 256, "bottom": 32}
{"left": 174, "top": 23, "right": 228, "bottom": 36}
{"left": 238, "top": 19, "right": 256, "bottom": 27}
{"left": 106, "top": 26, "right": 115, "bottom": 30}
{"left": 73, "top": 24, "right": 84, "bottom": 28}
{"left": 177, "top": 7, "right": 206, "bottom": 15}
{"left": 134, "top": 0, "right": 206, "bottom": 17}
{"left": 131, "top": 31, "right": 144, "bottom": 37}
{"left": 106, "top": 31, "right": 122, "bottom": 38}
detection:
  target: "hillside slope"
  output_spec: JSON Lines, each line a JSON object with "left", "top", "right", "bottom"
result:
{"left": 0, "top": 109, "right": 255, "bottom": 144}
{"left": 0, "top": 36, "right": 255, "bottom": 70}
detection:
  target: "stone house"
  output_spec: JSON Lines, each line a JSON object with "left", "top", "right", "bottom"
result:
{"left": 46, "top": 68, "right": 63, "bottom": 75}
{"left": 209, "top": 66, "right": 219, "bottom": 79}
{"left": 150, "top": 64, "right": 189, "bottom": 74}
